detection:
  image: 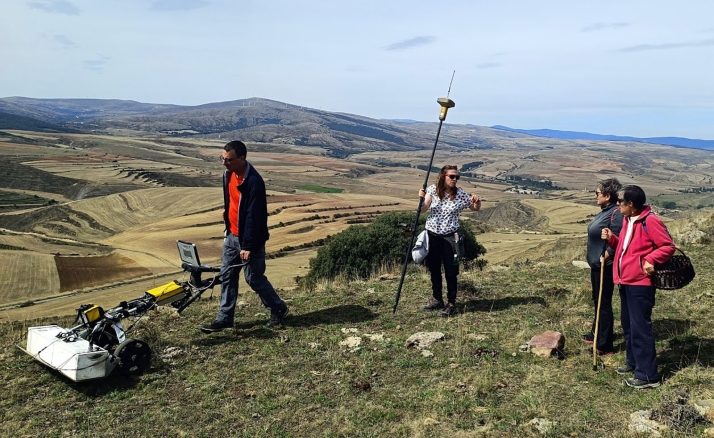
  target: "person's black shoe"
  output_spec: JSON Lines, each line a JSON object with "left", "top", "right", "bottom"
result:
{"left": 581, "top": 332, "right": 594, "bottom": 344}
{"left": 441, "top": 303, "right": 457, "bottom": 317}
{"left": 266, "top": 307, "right": 289, "bottom": 328}
{"left": 616, "top": 364, "right": 635, "bottom": 375}
{"left": 422, "top": 297, "right": 445, "bottom": 311}
{"left": 625, "top": 377, "right": 661, "bottom": 389}
{"left": 200, "top": 320, "right": 233, "bottom": 334}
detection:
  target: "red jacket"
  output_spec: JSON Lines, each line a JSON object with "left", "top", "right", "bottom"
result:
{"left": 606, "top": 206, "right": 675, "bottom": 286}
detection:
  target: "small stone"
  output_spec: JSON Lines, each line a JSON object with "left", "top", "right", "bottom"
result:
{"left": 339, "top": 336, "right": 362, "bottom": 351}
{"left": 421, "top": 350, "right": 434, "bottom": 357}
{"left": 341, "top": 327, "right": 359, "bottom": 334}
{"left": 693, "top": 399, "right": 714, "bottom": 416}
{"left": 405, "top": 332, "right": 445, "bottom": 350}
{"left": 629, "top": 410, "right": 668, "bottom": 437}
{"left": 531, "top": 347, "right": 554, "bottom": 358}
{"left": 423, "top": 418, "right": 440, "bottom": 426}
{"left": 571, "top": 261, "right": 590, "bottom": 269}
{"left": 528, "top": 331, "right": 565, "bottom": 357}
{"left": 528, "top": 418, "right": 555, "bottom": 435}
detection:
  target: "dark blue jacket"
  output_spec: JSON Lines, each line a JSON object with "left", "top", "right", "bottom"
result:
{"left": 586, "top": 203, "right": 623, "bottom": 268}
{"left": 222, "top": 163, "right": 270, "bottom": 251}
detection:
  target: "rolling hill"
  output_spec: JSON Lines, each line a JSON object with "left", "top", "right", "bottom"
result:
{"left": 0, "top": 97, "right": 544, "bottom": 156}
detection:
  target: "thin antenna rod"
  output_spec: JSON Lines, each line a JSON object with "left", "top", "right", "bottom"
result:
{"left": 446, "top": 70, "right": 456, "bottom": 98}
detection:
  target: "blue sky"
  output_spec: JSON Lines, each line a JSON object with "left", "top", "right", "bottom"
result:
{"left": 1, "top": 0, "right": 713, "bottom": 138}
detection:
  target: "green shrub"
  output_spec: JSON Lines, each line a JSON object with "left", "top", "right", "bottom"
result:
{"left": 303, "top": 210, "right": 486, "bottom": 285}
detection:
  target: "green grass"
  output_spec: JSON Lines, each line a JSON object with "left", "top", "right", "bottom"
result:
{"left": 0, "top": 190, "right": 56, "bottom": 211}
{"left": 652, "top": 193, "right": 714, "bottom": 209}
{"left": 2, "top": 235, "right": 714, "bottom": 436}
{"left": 297, "top": 185, "right": 344, "bottom": 193}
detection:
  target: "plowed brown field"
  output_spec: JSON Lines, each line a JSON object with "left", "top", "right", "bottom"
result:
{"left": 55, "top": 252, "right": 152, "bottom": 292}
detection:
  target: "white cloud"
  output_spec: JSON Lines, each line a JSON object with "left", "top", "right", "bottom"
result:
{"left": 54, "top": 34, "right": 76, "bottom": 48}
{"left": 385, "top": 36, "right": 436, "bottom": 51}
{"left": 616, "top": 38, "right": 714, "bottom": 52}
{"left": 83, "top": 56, "right": 110, "bottom": 72}
{"left": 28, "top": 0, "right": 80, "bottom": 16}
{"left": 150, "top": 0, "right": 209, "bottom": 12}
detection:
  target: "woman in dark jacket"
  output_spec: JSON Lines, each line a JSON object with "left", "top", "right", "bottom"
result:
{"left": 602, "top": 185, "right": 675, "bottom": 389}
{"left": 582, "top": 178, "right": 623, "bottom": 355}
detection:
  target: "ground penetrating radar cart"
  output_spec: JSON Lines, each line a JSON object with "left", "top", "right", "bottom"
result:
{"left": 21, "top": 241, "right": 231, "bottom": 382}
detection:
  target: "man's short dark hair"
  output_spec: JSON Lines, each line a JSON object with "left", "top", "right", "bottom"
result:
{"left": 619, "top": 185, "right": 647, "bottom": 209}
{"left": 598, "top": 177, "right": 622, "bottom": 204}
{"left": 224, "top": 140, "right": 247, "bottom": 158}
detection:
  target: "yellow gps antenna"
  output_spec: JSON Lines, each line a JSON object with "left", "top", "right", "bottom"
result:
{"left": 394, "top": 71, "right": 457, "bottom": 313}
{"left": 438, "top": 70, "right": 456, "bottom": 121}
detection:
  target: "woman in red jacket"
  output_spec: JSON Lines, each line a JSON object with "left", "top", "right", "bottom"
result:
{"left": 601, "top": 185, "right": 675, "bottom": 389}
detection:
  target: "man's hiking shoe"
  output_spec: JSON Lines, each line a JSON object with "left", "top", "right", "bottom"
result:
{"left": 617, "top": 364, "right": 635, "bottom": 375}
{"left": 423, "top": 298, "right": 445, "bottom": 311}
{"left": 200, "top": 320, "right": 233, "bottom": 334}
{"left": 441, "top": 303, "right": 457, "bottom": 317}
{"left": 625, "top": 377, "right": 661, "bottom": 389}
{"left": 581, "top": 332, "right": 594, "bottom": 344}
{"left": 266, "top": 307, "right": 289, "bottom": 328}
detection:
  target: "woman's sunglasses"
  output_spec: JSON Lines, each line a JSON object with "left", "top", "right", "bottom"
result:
{"left": 446, "top": 174, "right": 460, "bottom": 180}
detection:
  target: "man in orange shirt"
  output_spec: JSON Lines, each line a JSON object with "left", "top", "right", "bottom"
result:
{"left": 201, "top": 140, "right": 289, "bottom": 333}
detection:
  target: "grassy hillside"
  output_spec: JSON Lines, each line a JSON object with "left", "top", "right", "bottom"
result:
{"left": 0, "top": 112, "right": 77, "bottom": 133}
{"left": 2, "top": 213, "right": 713, "bottom": 437}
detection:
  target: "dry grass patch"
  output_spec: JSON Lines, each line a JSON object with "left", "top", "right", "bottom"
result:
{"left": 0, "top": 250, "right": 59, "bottom": 304}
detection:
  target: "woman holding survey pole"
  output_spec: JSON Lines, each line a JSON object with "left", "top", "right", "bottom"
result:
{"left": 582, "top": 178, "right": 623, "bottom": 356}
{"left": 419, "top": 165, "right": 481, "bottom": 317}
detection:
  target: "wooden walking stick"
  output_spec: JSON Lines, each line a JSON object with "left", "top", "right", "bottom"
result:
{"left": 592, "top": 245, "right": 607, "bottom": 371}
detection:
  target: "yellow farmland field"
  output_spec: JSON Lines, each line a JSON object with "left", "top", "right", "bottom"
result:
{"left": 70, "top": 187, "right": 222, "bottom": 234}
{"left": 0, "top": 250, "right": 60, "bottom": 305}
{"left": 521, "top": 199, "right": 600, "bottom": 234}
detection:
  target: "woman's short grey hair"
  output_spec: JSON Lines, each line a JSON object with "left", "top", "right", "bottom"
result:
{"left": 598, "top": 178, "right": 622, "bottom": 205}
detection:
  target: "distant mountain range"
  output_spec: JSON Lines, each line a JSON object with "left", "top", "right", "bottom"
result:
{"left": 0, "top": 97, "right": 519, "bottom": 156}
{"left": 491, "top": 125, "right": 714, "bottom": 151}
{"left": 2, "top": 96, "right": 712, "bottom": 154}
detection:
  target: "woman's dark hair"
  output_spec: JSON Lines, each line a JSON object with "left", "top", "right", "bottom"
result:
{"left": 618, "top": 185, "right": 647, "bottom": 209}
{"left": 436, "top": 165, "right": 458, "bottom": 200}
{"left": 598, "top": 177, "right": 622, "bottom": 205}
